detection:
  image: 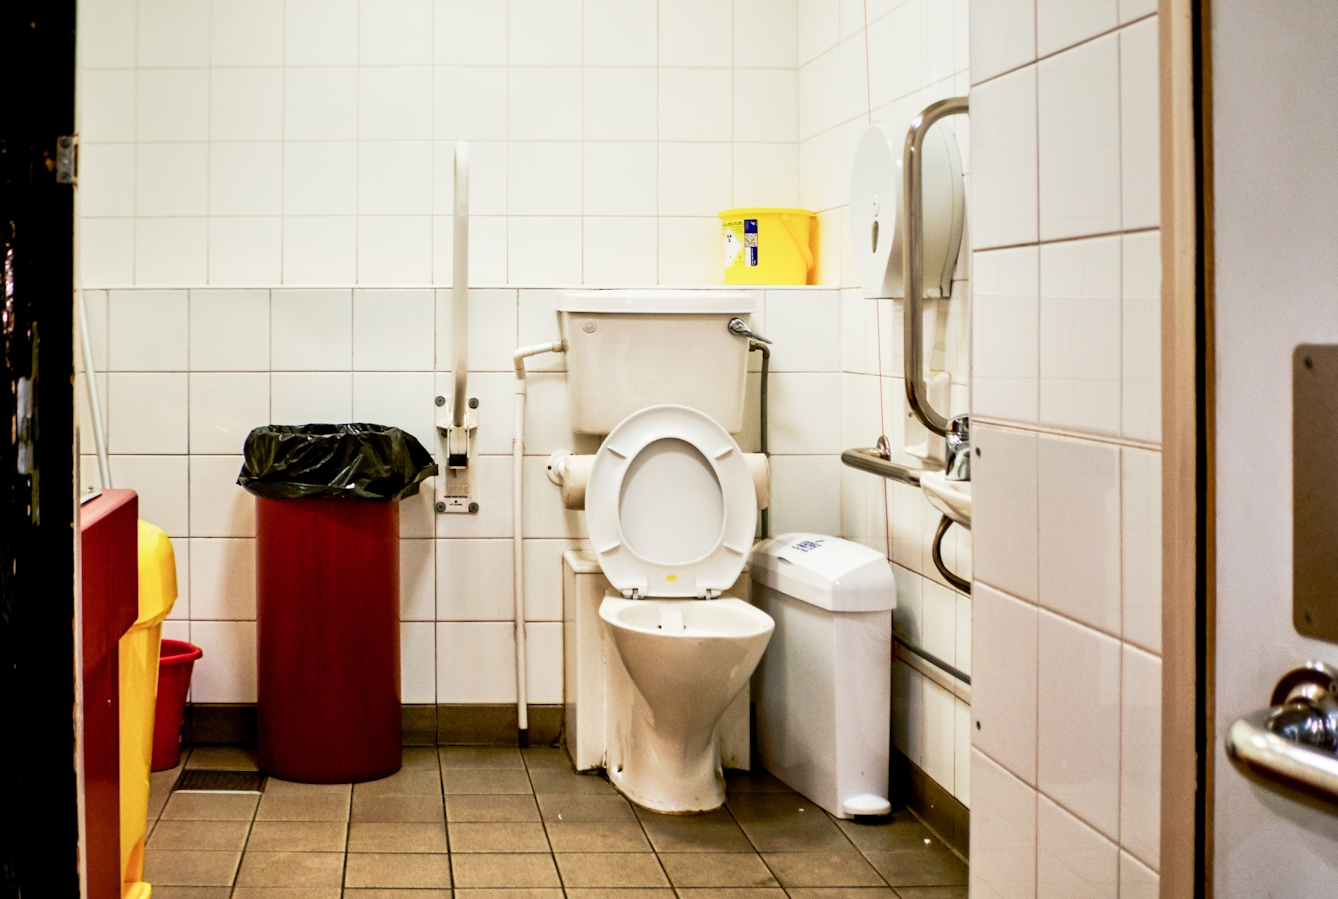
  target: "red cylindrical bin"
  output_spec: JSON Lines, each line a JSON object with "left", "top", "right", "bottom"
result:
{"left": 256, "top": 496, "right": 401, "bottom": 783}
{"left": 152, "top": 639, "right": 203, "bottom": 771}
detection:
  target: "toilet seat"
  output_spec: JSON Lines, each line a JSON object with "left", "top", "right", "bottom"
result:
{"left": 585, "top": 405, "right": 757, "bottom": 599}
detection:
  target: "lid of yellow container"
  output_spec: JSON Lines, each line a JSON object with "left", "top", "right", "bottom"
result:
{"left": 136, "top": 520, "right": 178, "bottom": 626}
{"left": 719, "top": 207, "right": 815, "bottom": 218}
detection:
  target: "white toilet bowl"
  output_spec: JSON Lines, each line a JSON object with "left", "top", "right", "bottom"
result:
{"left": 600, "top": 595, "right": 774, "bottom": 813}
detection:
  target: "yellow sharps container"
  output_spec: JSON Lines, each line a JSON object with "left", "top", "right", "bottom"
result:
{"left": 719, "top": 207, "right": 815, "bottom": 285}
{"left": 120, "top": 521, "right": 178, "bottom": 899}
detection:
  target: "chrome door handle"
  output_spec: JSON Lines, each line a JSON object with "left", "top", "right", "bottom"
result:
{"left": 1226, "top": 662, "right": 1338, "bottom": 804}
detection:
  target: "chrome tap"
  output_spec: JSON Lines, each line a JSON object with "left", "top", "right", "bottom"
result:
{"left": 945, "top": 415, "right": 970, "bottom": 481}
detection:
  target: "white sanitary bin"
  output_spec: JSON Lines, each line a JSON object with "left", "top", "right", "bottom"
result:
{"left": 749, "top": 533, "right": 896, "bottom": 818}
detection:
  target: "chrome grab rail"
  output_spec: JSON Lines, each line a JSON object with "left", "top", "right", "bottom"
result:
{"left": 839, "top": 447, "right": 940, "bottom": 487}
{"left": 1226, "top": 662, "right": 1338, "bottom": 805}
{"left": 903, "top": 96, "right": 968, "bottom": 437}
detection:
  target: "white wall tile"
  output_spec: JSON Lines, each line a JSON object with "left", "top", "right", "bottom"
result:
{"left": 188, "top": 538, "right": 255, "bottom": 619}
{"left": 1037, "top": 35, "right": 1121, "bottom": 240}
{"left": 434, "top": 455, "right": 514, "bottom": 539}
{"left": 282, "top": 217, "right": 359, "bottom": 285}
{"left": 1120, "top": 19, "right": 1159, "bottom": 230}
{"left": 81, "top": 219, "right": 136, "bottom": 287}
{"left": 189, "top": 620, "right": 257, "bottom": 702}
{"left": 433, "top": 0, "right": 507, "bottom": 65}
{"left": 136, "top": 144, "right": 209, "bottom": 216}
{"left": 1037, "top": 434, "right": 1121, "bottom": 633}
{"left": 797, "top": 0, "right": 840, "bottom": 66}
{"left": 167, "top": 536, "right": 191, "bottom": 620}
{"left": 768, "top": 455, "right": 842, "bottom": 535}
{"left": 970, "top": 749, "right": 1038, "bottom": 898}
{"left": 189, "top": 290, "right": 270, "bottom": 370}
{"left": 434, "top": 68, "right": 508, "bottom": 141}
{"left": 973, "top": 426, "right": 1038, "bottom": 601}
{"left": 400, "top": 539, "right": 436, "bottom": 622}
{"left": 733, "top": 143, "right": 799, "bottom": 207}
{"left": 735, "top": 0, "right": 798, "bottom": 68}
{"left": 135, "top": 219, "right": 209, "bottom": 286}
{"left": 190, "top": 455, "right": 255, "bottom": 537}
{"left": 658, "top": 217, "right": 724, "bottom": 285}
{"left": 583, "top": 218, "right": 659, "bottom": 285}
{"left": 973, "top": 245, "right": 1040, "bottom": 421}
{"left": 270, "top": 372, "right": 353, "bottom": 424}
{"left": 359, "top": 0, "right": 433, "bottom": 66}
{"left": 284, "top": 143, "right": 358, "bottom": 215}
{"left": 1121, "top": 447, "right": 1161, "bottom": 653}
{"left": 1037, "top": 611, "right": 1121, "bottom": 839}
{"left": 401, "top": 621, "right": 437, "bottom": 703}
{"left": 922, "top": 677, "right": 958, "bottom": 792}
{"left": 189, "top": 373, "right": 269, "bottom": 455}
{"left": 515, "top": 290, "right": 566, "bottom": 370}
{"left": 109, "top": 373, "right": 189, "bottom": 453}
{"left": 436, "top": 621, "right": 517, "bottom": 703}
{"left": 285, "top": 69, "right": 358, "bottom": 140}
{"left": 522, "top": 373, "right": 601, "bottom": 456}
{"left": 111, "top": 455, "right": 190, "bottom": 536}
{"left": 970, "top": 0, "right": 1036, "bottom": 84}
{"left": 1119, "top": 852, "right": 1160, "bottom": 899}
{"left": 508, "top": 217, "right": 584, "bottom": 284}
{"left": 209, "top": 143, "right": 284, "bottom": 217}
{"left": 765, "top": 290, "right": 840, "bottom": 371}
{"left": 583, "top": 143, "right": 658, "bottom": 216}
{"left": 660, "top": 0, "right": 733, "bottom": 67}
{"left": 1039, "top": 236, "right": 1122, "bottom": 435}
{"left": 434, "top": 215, "right": 509, "bottom": 286}
{"left": 210, "top": 69, "right": 283, "bottom": 141}
{"left": 892, "top": 659, "right": 924, "bottom": 765}
{"left": 522, "top": 457, "right": 587, "bottom": 539}
{"left": 357, "top": 216, "right": 433, "bottom": 285}
{"left": 138, "top": 0, "right": 209, "bottom": 68}
{"left": 659, "top": 70, "right": 734, "bottom": 142}
{"left": 401, "top": 486, "right": 438, "bottom": 539}
{"left": 734, "top": 69, "right": 799, "bottom": 144}
{"left": 769, "top": 373, "right": 843, "bottom": 454}
{"left": 79, "top": 145, "right": 136, "bottom": 218}
{"left": 1122, "top": 230, "right": 1161, "bottom": 442}
{"left": 508, "top": 143, "right": 583, "bottom": 216}
{"left": 1119, "top": 0, "right": 1157, "bottom": 24}
{"left": 436, "top": 289, "right": 518, "bottom": 373}
{"left": 659, "top": 143, "right": 733, "bottom": 217}
{"left": 510, "top": 69, "right": 583, "bottom": 141}
{"left": 970, "top": 66, "right": 1038, "bottom": 249}
{"left": 1036, "top": 794, "right": 1120, "bottom": 899}
{"left": 954, "top": 697, "right": 972, "bottom": 804}
{"left": 522, "top": 539, "right": 571, "bottom": 622}
{"left": 108, "top": 290, "right": 188, "bottom": 371}
{"left": 973, "top": 583, "right": 1039, "bottom": 783}
{"left": 1036, "top": 0, "right": 1118, "bottom": 58}
{"left": 525, "top": 621, "right": 564, "bottom": 704}
{"left": 922, "top": 576, "right": 960, "bottom": 667}
{"left": 271, "top": 289, "right": 353, "bottom": 370}
{"left": 435, "top": 141, "right": 507, "bottom": 217}
{"left": 210, "top": 218, "right": 283, "bottom": 286}
{"left": 583, "top": 69, "right": 658, "bottom": 141}
{"left": 353, "top": 290, "right": 435, "bottom": 370}
{"left": 352, "top": 371, "right": 436, "bottom": 449}
{"left": 1121, "top": 644, "right": 1161, "bottom": 870}
{"left": 584, "top": 0, "right": 658, "bottom": 66}
{"left": 358, "top": 67, "right": 433, "bottom": 140}
{"left": 79, "top": 0, "right": 137, "bottom": 69}
{"left": 510, "top": 0, "right": 583, "bottom": 66}
{"left": 285, "top": 0, "right": 359, "bottom": 66}
{"left": 437, "top": 539, "right": 514, "bottom": 621}
{"left": 920, "top": 0, "right": 957, "bottom": 86}
{"left": 211, "top": 0, "right": 284, "bottom": 66}
{"left": 358, "top": 143, "right": 433, "bottom": 215}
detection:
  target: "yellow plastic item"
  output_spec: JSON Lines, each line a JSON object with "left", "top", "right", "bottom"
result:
{"left": 719, "top": 207, "right": 816, "bottom": 285}
{"left": 119, "top": 521, "right": 178, "bottom": 899}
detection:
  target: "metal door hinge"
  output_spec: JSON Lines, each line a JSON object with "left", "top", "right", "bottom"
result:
{"left": 55, "top": 135, "right": 77, "bottom": 184}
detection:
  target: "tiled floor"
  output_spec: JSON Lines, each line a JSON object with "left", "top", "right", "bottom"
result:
{"left": 144, "top": 745, "right": 966, "bottom": 898}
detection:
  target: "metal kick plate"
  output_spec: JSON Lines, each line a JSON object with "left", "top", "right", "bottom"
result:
{"left": 1294, "top": 345, "right": 1338, "bottom": 644}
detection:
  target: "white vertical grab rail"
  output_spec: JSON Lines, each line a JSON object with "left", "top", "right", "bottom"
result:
{"left": 452, "top": 141, "right": 469, "bottom": 429}
{"left": 77, "top": 292, "right": 112, "bottom": 489}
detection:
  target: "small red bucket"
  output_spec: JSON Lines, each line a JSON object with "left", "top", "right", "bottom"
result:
{"left": 151, "top": 639, "right": 203, "bottom": 772}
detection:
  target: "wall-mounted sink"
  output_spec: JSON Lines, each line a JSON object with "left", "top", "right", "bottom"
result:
{"left": 920, "top": 470, "right": 971, "bottom": 529}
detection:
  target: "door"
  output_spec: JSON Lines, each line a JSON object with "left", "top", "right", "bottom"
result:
{"left": 1211, "top": 1, "right": 1338, "bottom": 894}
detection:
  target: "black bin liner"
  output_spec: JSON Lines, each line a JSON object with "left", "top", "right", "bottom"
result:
{"left": 238, "top": 423, "right": 438, "bottom": 501}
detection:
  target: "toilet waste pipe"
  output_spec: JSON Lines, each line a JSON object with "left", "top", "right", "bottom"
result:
{"left": 512, "top": 340, "right": 566, "bottom": 743}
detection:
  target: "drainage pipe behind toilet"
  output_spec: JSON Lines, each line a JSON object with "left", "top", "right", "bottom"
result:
{"left": 512, "top": 340, "right": 566, "bottom": 745}
{"left": 749, "top": 339, "right": 771, "bottom": 539}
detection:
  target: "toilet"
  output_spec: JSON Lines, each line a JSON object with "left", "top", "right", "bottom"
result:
{"left": 549, "top": 289, "right": 775, "bottom": 814}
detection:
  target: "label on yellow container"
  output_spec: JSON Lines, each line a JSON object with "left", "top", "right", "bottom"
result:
{"left": 722, "top": 218, "right": 759, "bottom": 268}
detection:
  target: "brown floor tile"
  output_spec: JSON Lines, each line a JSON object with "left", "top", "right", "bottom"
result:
{"left": 861, "top": 850, "right": 966, "bottom": 888}
{"left": 725, "top": 797, "right": 852, "bottom": 852}
{"left": 451, "top": 853, "right": 562, "bottom": 888}
{"left": 660, "top": 853, "right": 778, "bottom": 888}
{"left": 564, "top": 891, "right": 674, "bottom": 899}
{"left": 553, "top": 850, "right": 669, "bottom": 888}
{"left": 344, "top": 853, "right": 453, "bottom": 888}
{"left": 760, "top": 851, "right": 885, "bottom": 888}
{"left": 440, "top": 746, "right": 525, "bottom": 769}
{"left": 351, "top": 792, "right": 445, "bottom": 823}
{"left": 142, "top": 850, "right": 243, "bottom": 886}
{"left": 244, "top": 820, "right": 347, "bottom": 852}
{"left": 401, "top": 747, "right": 442, "bottom": 769}
{"left": 449, "top": 821, "right": 550, "bottom": 852}
{"left": 544, "top": 821, "right": 651, "bottom": 852}
{"left": 442, "top": 768, "right": 534, "bottom": 794}
{"left": 348, "top": 821, "right": 449, "bottom": 853}
{"left": 674, "top": 891, "right": 787, "bottom": 899}
{"left": 235, "top": 851, "right": 344, "bottom": 887}
{"left": 344, "top": 892, "right": 451, "bottom": 899}
{"left": 784, "top": 890, "right": 898, "bottom": 899}
{"left": 149, "top": 889, "right": 232, "bottom": 899}
{"left": 146, "top": 819, "right": 251, "bottom": 851}
{"left": 353, "top": 768, "right": 443, "bottom": 795}
{"left": 521, "top": 747, "right": 574, "bottom": 771}
{"left": 635, "top": 808, "right": 752, "bottom": 852}
{"left": 261, "top": 779, "right": 352, "bottom": 795}
{"left": 725, "top": 793, "right": 820, "bottom": 822}
{"left": 723, "top": 770, "right": 793, "bottom": 793}
{"left": 231, "top": 890, "right": 342, "bottom": 899}
{"left": 185, "top": 746, "right": 259, "bottom": 770}
{"left": 555, "top": 853, "right": 670, "bottom": 888}
{"left": 536, "top": 793, "right": 636, "bottom": 823}
{"left": 833, "top": 812, "right": 936, "bottom": 853}
{"left": 160, "top": 792, "right": 260, "bottom": 821}
{"left": 888, "top": 888, "right": 967, "bottom": 899}
{"left": 447, "top": 793, "right": 542, "bottom": 822}
{"left": 528, "top": 769, "right": 615, "bottom": 794}
{"left": 254, "top": 792, "right": 351, "bottom": 822}
{"left": 453, "top": 891, "right": 562, "bottom": 899}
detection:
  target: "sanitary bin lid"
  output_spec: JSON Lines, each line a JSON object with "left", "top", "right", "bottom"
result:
{"left": 748, "top": 533, "right": 895, "bottom": 612}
